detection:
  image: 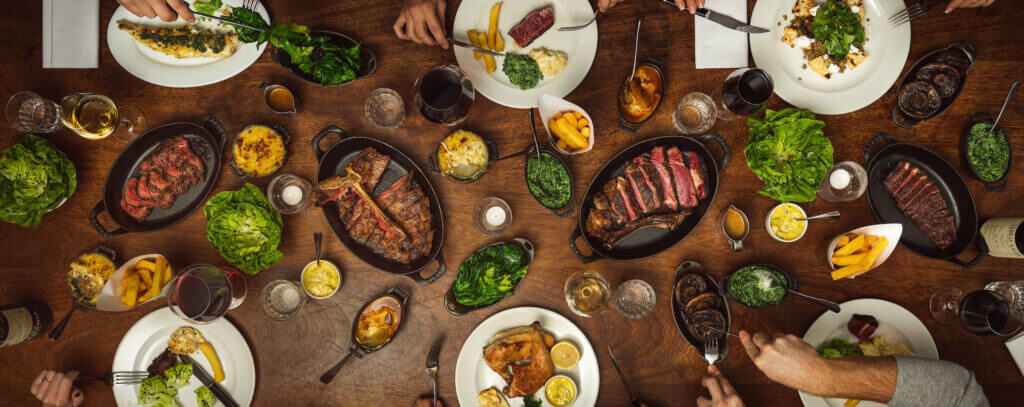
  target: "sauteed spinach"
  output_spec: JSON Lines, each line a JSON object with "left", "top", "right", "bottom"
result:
{"left": 453, "top": 243, "right": 529, "bottom": 306}
{"left": 967, "top": 122, "right": 1010, "bottom": 182}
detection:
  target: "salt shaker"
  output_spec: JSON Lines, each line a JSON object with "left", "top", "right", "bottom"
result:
{"left": 818, "top": 161, "right": 867, "bottom": 202}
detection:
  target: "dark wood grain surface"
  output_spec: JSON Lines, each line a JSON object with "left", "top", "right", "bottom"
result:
{"left": 2, "top": 0, "right": 1023, "bottom": 406}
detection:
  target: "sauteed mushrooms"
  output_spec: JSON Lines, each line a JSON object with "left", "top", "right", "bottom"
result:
{"left": 917, "top": 63, "right": 960, "bottom": 98}
{"left": 687, "top": 309, "right": 726, "bottom": 340}
{"left": 898, "top": 81, "right": 943, "bottom": 119}
{"left": 674, "top": 273, "right": 708, "bottom": 304}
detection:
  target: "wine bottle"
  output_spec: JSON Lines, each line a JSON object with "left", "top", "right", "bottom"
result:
{"left": 981, "top": 218, "right": 1024, "bottom": 259}
{"left": 0, "top": 301, "right": 53, "bottom": 348}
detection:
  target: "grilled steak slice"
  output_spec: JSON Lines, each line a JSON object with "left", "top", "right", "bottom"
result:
{"left": 121, "top": 197, "right": 151, "bottom": 221}
{"left": 625, "top": 163, "right": 657, "bottom": 214}
{"left": 895, "top": 173, "right": 927, "bottom": 204}
{"left": 601, "top": 211, "right": 691, "bottom": 249}
{"left": 665, "top": 148, "right": 697, "bottom": 208}
{"left": 648, "top": 147, "right": 678, "bottom": 211}
{"left": 884, "top": 163, "right": 957, "bottom": 249}
{"left": 686, "top": 151, "right": 708, "bottom": 200}
{"left": 508, "top": 6, "right": 554, "bottom": 47}
{"left": 608, "top": 177, "right": 637, "bottom": 222}
{"left": 350, "top": 147, "right": 390, "bottom": 192}
{"left": 634, "top": 155, "right": 664, "bottom": 212}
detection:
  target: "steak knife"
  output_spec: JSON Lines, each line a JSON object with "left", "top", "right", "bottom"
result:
{"left": 655, "top": 0, "right": 770, "bottom": 33}
{"left": 178, "top": 354, "right": 239, "bottom": 407}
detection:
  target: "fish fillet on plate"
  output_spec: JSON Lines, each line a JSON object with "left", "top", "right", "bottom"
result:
{"left": 118, "top": 20, "right": 239, "bottom": 59}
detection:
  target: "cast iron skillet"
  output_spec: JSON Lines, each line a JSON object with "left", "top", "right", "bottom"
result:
{"left": 719, "top": 264, "right": 799, "bottom": 309}
{"left": 226, "top": 123, "right": 293, "bottom": 179}
{"left": 443, "top": 237, "right": 536, "bottom": 316}
{"left": 891, "top": 42, "right": 976, "bottom": 128}
{"left": 524, "top": 147, "right": 575, "bottom": 218}
{"left": 319, "top": 287, "right": 408, "bottom": 384}
{"left": 569, "top": 133, "right": 730, "bottom": 263}
{"left": 49, "top": 245, "right": 117, "bottom": 341}
{"left": 312, "top": 125, "right": 447, "bottom": 285}
{"left": 89, "top": 115, "right": 228, "bottom": 238}
{"left": 962, "top": 112, "right": 1012, "bottom": 191}
{"left": 671, "top": 261, "right": 731, "bottom": 364}
{"left": 863, "top": 132, "right": 987, "bottom": 268}
{"left": 618, "top": 57, "right": 665, "bottom": 132}
{"left": 271, "top": 30, "right": 377, "bottom": 86}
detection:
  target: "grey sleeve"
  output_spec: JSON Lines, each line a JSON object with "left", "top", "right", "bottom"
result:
{"left": 889, "top": 355, "right": 989, "bottom": 407}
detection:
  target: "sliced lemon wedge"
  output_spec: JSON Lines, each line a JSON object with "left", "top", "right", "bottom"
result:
{"left": 550, "top": 341, "right": 580, "bottom": 369}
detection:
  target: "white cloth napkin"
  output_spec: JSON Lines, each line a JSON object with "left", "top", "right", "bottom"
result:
{"left": 42, "top": 0, "right": 100, "bottom": 68}
{"left": 1005, "top": 329, "right": 1024, "bottom": 377}
{"left": 694, "top": 0, "right": 749, "bottom": 69}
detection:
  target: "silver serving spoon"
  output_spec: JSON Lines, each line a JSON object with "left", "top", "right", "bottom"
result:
{"left": 622, "top": 19, "right": 644, "bottom": 105}
{"left": 796, "top": 210, "right": 841, "bottom": 221}
{"left": 989, "top": 80, "right": 1020, "bottom": 136}
{"left": 313, "top": 232, "right": 323, "bottom": 266}
{"left": 754, "top": 269, "right": 841, "bottom": 313}
{"left": 528, "top": 109, "right": 541, "bottom": 161}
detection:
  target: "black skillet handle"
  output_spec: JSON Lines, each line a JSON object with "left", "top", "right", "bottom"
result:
{"left": 552, "top": 201, "right": 575, "bottom": 218}
{"left": 862, "top": 132, "right": 897, "bottom": 163}
{"left": 311, "top": 125, "right": 349, "bottom": 162}
{"left": 389, "top": 286, "right": 410, "bottom": 305}
{"left": 891, "top": 105, "right": 921, "bottom": 128}
{"left": 983, "top": 178, "right": 1008, "bottom": 192}
{"left": 674, "top": 260, "right": 705, "bottom": 280}
{"left": 698, "top": 132, "right": 731, "bottom": 171}
{"left": 271, "top": 123, "right": 293, "bottom": 145}
{"left": 359, "top": 46, "right": 378, "bottom": 79}
{"left": 318, "top": 348, "right": 355, "bottom": 384}
{"left": 407, "top": 252, "right": 446, "bottom": 286}
{"left": 618, "top": 117, "right": 638, "bottom": 133}
{"left": 426, "top": 151, "right": 442, "bottom": 174}
{"left": 568, "top": 225, "right": 600, "bottom": 264}
{"left": 946, "top": 236, "right": 989, "bottom": 269}
{"left": 89, "top": 201, "right": 128, "bottom": 238}
{"left": 198, "top": 115, "right": 228, "bottom": 149}
{"left": 95, "top": 244, "right": 118, "bottom": 264}
{"left": 952, "top": 42, "right": 977, "bottom": 67}
{"left": 970, "top": 112, "right": 992, "bottom": 123}
{"left": 443, "top": 289, "right": 468, "bottom": 316}
{"left": 48, "top": 306, "right": 77, "bottom": 341}
{"left": 226, "top": 161, "right": 249, "bottom": 179}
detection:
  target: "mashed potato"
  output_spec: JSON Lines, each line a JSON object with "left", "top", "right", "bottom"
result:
{"left": 529, "top": 47, "right": 568, "bottom": 78}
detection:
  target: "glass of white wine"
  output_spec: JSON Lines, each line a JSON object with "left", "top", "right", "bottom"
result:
{"left": 564, "top": 271, "right": 611, "bottom": 317}
{"left": 60, "top": 93, "right": 147, "bottom": 141}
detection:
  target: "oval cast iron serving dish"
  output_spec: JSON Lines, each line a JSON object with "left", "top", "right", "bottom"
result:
{"left": 226, "top": 123, "right": 293, "bottom": 179}
{"left": 443, "top": 237, "right": 536, "bottom": 316}
{"left": 671, "top": 260, "right": 731, "bottom": 364}
{"left": 271, "top": 30, "right": 377, "bottom": 87}
{"left": 961, "top": 112, "right": 1013, "bottom": 191}
{"left": 719, "top": 264, "right": 799, "bottom": 309}
{"left": 319, "top": 287, "right": 408, "bottom": 384}
{"left": 891, "top": 42, "right": 976, "bottom": 128}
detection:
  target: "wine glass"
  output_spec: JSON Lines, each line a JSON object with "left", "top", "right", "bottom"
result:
{"left": 413, "top": 65, "right": 474, "bottom": 126}
{"left": 715, "top": 68, "right": 774, "bottom": 121}
{"left": 59, "top": 93, "right": 147, "bottom": 142}
{"left": 564, "top": 271, "right": 611, "bottom": 317}
{"left": 930, "top": 287, "right": 1024, "bottom": 336}
{"left": 167, "top": 264, "right": 245, "bottom": 325}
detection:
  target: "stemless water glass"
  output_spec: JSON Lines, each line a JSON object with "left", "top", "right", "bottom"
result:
{"left": 60, "top": 93, "right": 147, "bottom": 141}
{"left": 985, "top": 281, "right": 1024, "bottom": 319}
{"left": 672, "top": 92, "right": 716, "bottom": 134}
{"left": 413, "top": 65, "right": 474, "bottom": 126}
{"left": 167, "top": 264, "right": 245, "bottom": 325}
{"left": 364, "top": 88, "right": 405, "bottom": 128}
{"left": 613, "top": 279, "right": 656, "bottom": 320}
{"left": 6, "top": 91, "right": 62, "bottom": 133}
{"left": 564, "top": 271, "right": 611, "bottom": 317}
{"left": 930, "top": 287, "right": 1024, "bottom": 336}
{"left": 716, "top": 68, "right": 774, "bottom": 121}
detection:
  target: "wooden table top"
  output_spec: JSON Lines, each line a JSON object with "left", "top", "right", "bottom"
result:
{"left": 2, "top": 1, "right": 1023, "bottom": 406}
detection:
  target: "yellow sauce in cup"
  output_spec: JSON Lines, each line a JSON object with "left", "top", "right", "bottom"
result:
{"left": 302, "top": 261, "right": 340, "bottom": 298}
{"left": 545, "top": 376, "right": 577, "bottom": 406}
{"left": 769, "top": 204, "right": 806, "bottom": 241}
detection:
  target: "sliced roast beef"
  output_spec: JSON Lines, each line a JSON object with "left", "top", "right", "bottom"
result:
{"left": 610, "top": 177, "right": 637, "bottom": 221}
{"left": 350, "top": 147, "right": 390, "bottom": 192}
{"left": 508, "top": 6, "right": 554, "bottom": 47}
{"left": 633, "top": 156, "right": 664, "bottom": 212}
{"left": 884, "top": 162, "right": 956, "bottom": 249}
{"left": 648, "top": 147, "right": 678, "bottom": 211}
{"left": 665, "top": 148, "right": 697, "bottom": 208}
{"left": 686, "top": 151, "right": 708, "bottom": 200}
{"left": 121, "top": 197, "right": 151, "bottom": 221}
{"left": 625, "top": 163, "right": 657, "bottom": 214}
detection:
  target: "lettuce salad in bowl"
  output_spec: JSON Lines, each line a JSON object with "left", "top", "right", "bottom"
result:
{"left": 744, "top": 108, "right": 834, "bottom": 202}
{"left": 0, "top": 134, "right": 76, "bottom": 227}
{"left": 204, "top": 183, "right": 283, "bottom": 274}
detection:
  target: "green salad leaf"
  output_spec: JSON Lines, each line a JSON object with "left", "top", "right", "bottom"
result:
{"left": 812, "top": 0, "right": 866, "bottom": 60}
{"left": 0, "top": 134, "right": 76, "bottom": 227}
{"left": 817, "top": 338, "right": 863, "bottom": 359}
{"left": 744, "top": 108, "right": 833, "bottom": 202}
{"left": 453, "top": 243, "right": 529, "bottom": 307}
{"left": 503, "top": 54, "right": 543, "bottom": 90}
{"left": 967, "top": 123, "right": 1010, "bottom": 182}
{"left": 193, "top": 0, "right": 222, "bottom": 15}
{"left": 195, "top": 386, "right": 216, "bottom": 407}
{"left": 204, "top": 183, "right": 284, "bottom": 274}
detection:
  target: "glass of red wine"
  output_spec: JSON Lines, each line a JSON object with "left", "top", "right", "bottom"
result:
{"left": 930, "top": 287, "right": 1024, "bottom": 336}
{"left": 716, "top": 68, "right": 774, "bottom": 121}
{"left": 167, "top": 264, "right": 246, "bottom": 325}
{"left": 413, "top": 65, "right": 474, "bottom": 126}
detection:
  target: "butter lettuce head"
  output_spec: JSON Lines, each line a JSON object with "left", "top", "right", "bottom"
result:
{"left": 204, "top": 183, "right": 283, "bottom": 274}
{"left": 0, "top": 134, "right": 76, "bottom": 227}
{"left": 744, "top": 108, "right": 833, "bottom": 202}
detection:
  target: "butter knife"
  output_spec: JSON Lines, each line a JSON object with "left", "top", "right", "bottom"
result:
{"left": 446, "top": 37, "right": 505, "bottom": 57}
{"left": 178, "top": 354, "right": 239, "bottom": 407}
{"left": 655, "top": 0, "right": 769, "bottom": 33}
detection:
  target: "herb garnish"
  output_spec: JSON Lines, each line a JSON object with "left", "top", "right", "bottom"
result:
{"left": 728, "top": 266, "right": 788, "bottom": 307}
{"left": 967, "top": 123, "right": 1010, "bottom": 182}
{"left": 503, "top": 54, "right": 543, "bottom": 90}
{"left": 812, "top": 0, "right": 866, "bottom": 60}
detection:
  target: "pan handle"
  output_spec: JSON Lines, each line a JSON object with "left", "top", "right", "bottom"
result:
{"left": 952, "top": 42, "right": 977, "bottom": 67}
{"left": 407, "top": 251, "right": 446, "bottom": 286}
{"left": 698, "top": 132, "right": 731, "bottom": 170}
{"left": 443, "top": 290, "right": 468, "bottom": 316}
{"left": 311, "top": 125, "right": 349, "bottom": 162}
{"left": 426, "top": 151, "right": 442, "bottom": 174}
{"left": 198, "top": 115, "right": 228, "bottom": 149}
{"left": 96, "top": 244, "right": 118, "bottom": 264}
{"left": 552, "top": 201, "right": 575, "bottom": 218}
{"left": 389, "top": 286, "right": 410, "bottom": 305}
{"left": 271, "top": 123, "right": 293, "bottom": 145}
{"left": 983, "top": 179, "right": 1008, "bottom": 192}
{"left": 970, "top": 112, "right": 992, "bottom": 123}
{"left": 618, "top": 116, "right": 638, "bottom": 132}
{"left": 568, "top": 225, "right": 600, "bottom": 264}
{"left": 318, "top": 348, "right": 355, "bottom": 384}
{"left": 226, "top": 161, "right": 250, "bottom": 179}
{"left": 946, "top": 236, "right": 989, "bottom": 269}
{"left": 48, "top": 306, "right": 77, "bottom": 341}
{"left": 89, "top": 201, "right": 128, "bottom": 238}
{"left": 862, "top": 132, "right": 897, "bottom": 163}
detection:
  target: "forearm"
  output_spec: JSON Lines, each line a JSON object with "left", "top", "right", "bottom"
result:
{"left": 806, "top": 356, "right": 898, "bottom": 402}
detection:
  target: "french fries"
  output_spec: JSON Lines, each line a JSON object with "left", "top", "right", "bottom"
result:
{"left": 119, "top": 256, "right": 170, "bottom": 307}
{"left": 548, "top": 110, "right": 591, "bottom": 152}
{"left": 488, "top": 3, "right": 503, "bottom": 51}
{"left": 831, "top": 235, "right": 889, "bottom": 280}
{"left": 468, "top": 3, "right": 502, "bottom": 73}
{"left": 199, "top": 342, "right": 225, "bottom": 383}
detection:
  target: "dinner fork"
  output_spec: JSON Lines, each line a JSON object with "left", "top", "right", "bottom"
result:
{"left": 703, "top": 333, "right": 720, "bottom": 364}
{"left": 425, "top": 337, "right": 443, "bottom": 407}
{"left": 558, "top": 10, "right": 602, "bottom": 31}
{"left": 242, "top": 0, "right": 260, "bottom": 10}
{"left": 889, "top": 0, "right": 944, "bottom": 27}
{"left": 77, "top": 371, "right": 150, "bottom": 386}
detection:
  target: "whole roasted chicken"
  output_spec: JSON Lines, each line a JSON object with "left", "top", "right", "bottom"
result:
{"left": 482, "top": 321, "right": 555, "bottom": 398}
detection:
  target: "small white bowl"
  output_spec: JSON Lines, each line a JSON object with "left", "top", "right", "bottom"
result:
{"left": 765, "top": 203, "right": 808, "bottom": 243}
{"left": 826, "top": 224, "right": 903, "bottom": 278}
{"left": 537, "top": 94, "right": 595, "bottom": 155}
{"left": 95, "top": 254, "right": 173, "bottom": 312}
{"left": 542, "top": 374, "right": 578, "bottom": 407}
{"left": 300, "top": 259, "right": 341, "bottom": 299}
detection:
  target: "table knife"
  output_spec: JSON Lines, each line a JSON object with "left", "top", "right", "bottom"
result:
{"left": 654, "top": 0, "right": 769, "bottom": 33}
{"left": 446, "top": 37, "right": 504, "bottom": 57}
{"left": 179, "top": 354, "right": 240, "bottom": 407}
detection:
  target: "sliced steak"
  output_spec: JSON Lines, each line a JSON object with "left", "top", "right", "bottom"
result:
{"left": 666, "top": 147, "right": 697, "bottom": 208}
{"left": 634, "top": 155, "right": 664, "bottom": 212}
{"left": 625, "top": 163, "right": 657, "bottom": 214}
{"left": 686, "top": 151, "right": 708, "bottom": 200}
{"left": 648, "top": 147, "right": 678, "bottom": 211}
{"left": 508, "top": 6, "right": 554, "bottom": 48}
{"left": 608, "top": 177, "right": 637, "bottom": 222}
{"left": 121, "top": 197, "right": 151, "bottom": 221}
{"left": 884, "top": 163, "right": 957, "bottom": 249}
{"left": 350, "top": 147, "right": 390, "bottom": 192}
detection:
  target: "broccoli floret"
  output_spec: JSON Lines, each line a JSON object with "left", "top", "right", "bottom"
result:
{"left": 163, "top": 363, "right": 193, "bottom": 390}
{"left": 196, "top": 386, "right": 216, "bottom": 407}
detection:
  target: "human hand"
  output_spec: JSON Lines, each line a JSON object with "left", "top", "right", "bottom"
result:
{"left": 412, "top": 398, "right": 443, "bottom": 407}
{"left": 116, "top": 0, "right": 195, "bottom": 23}
{"left": 945, "top": 0, "right": 996, "bottom": 13}
{"left": 738, "top": 331, "right": 831, "bottom": 395}
{"left": 393, "top": 0, "right": 450, "bottom": 49}
{"left": 598, "top": 0, "right": 705, "bottom": 13}
{"left": 31, "top": 370, "right": 84, "bottom": 407}
{"left": 697, "top": 365, "right": 745, "bottom": 407}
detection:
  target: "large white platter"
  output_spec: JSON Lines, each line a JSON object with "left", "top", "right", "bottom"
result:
{"left": 111, "top": 307, "right": 255, "bottom": 407}
{"left": 454, "top": 306, "right": 600, "bottom": 406}
{"left": 106, "top": 0, "right": 269, "bottom": 88}
{"left": 800, "top": 298, "right": 938, "bottom": 407}
{"left": 452, "top": 0, "right": 598, "bottom": 108}
{"left": 750, "top": 0, "right": 910, "bottom": 114}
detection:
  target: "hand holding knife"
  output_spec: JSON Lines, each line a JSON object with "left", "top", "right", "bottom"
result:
{"left": 654, "top": 0, "right": 769, "bottom": 33}
{"left": 178, "top": 354, "right": 239, "bottom": 407}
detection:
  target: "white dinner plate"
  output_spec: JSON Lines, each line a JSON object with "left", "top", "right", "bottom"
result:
{"left": 750, "top": 0, "right": 910, "bottom": 114}
{"left": 454, "top": 306, "right": 600, "bottom": 406}
{"left": 106, "top": 0, "right": 269, "bottom": 88}
{"left": 111, "top": 307, "right": 255, "bottom": 407}
{"left": 452, "top": 0, "right": 598, "bottom": 108}
{"left": 800, "top": 298, "right": 938, "bottom": 407}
